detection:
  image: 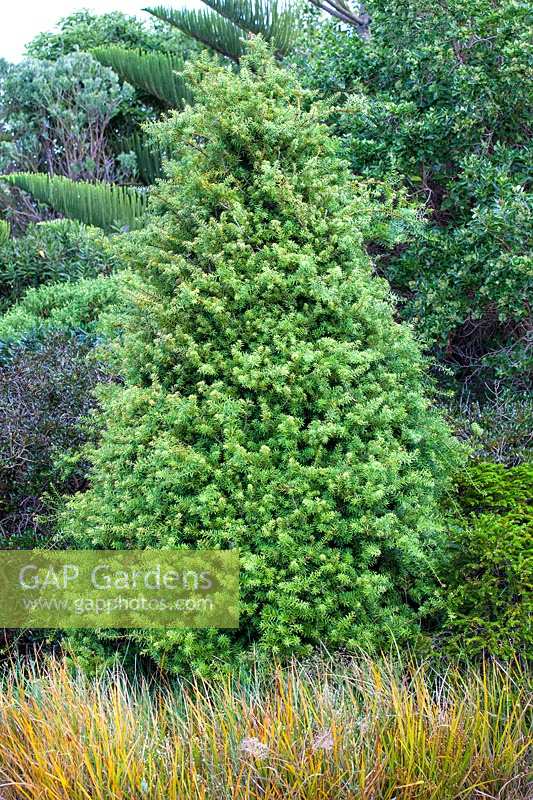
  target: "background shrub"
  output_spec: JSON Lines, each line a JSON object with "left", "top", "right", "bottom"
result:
{"left": 0, "top": 52, "right": 134, "bottom": 180}
{"left": 441, "top": 461, "right": 532, "bottom": 659}
{"left": 0, "top": 220, "right": 117, "bottom": 311}
{"left": 25, "top": 9, "right": 198, "bottom": 62}
{"left": 295, "top": 0, "right": 532, "bottom": 402}
{"left": 20, "top": 11, "right": 200, "bottom": 175}
{"left": 0, "top": 333, "right": 110, "bottom": 544}
{"left": 454, "top": 389, "right": 532, "bottom": 467}
{"left": 0, "top": 273, "right": 121, "bottom": 350}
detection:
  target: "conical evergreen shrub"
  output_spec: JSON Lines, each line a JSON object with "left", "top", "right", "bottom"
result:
{"left": 63, "top": 42, "right": 459, "bottom": 673}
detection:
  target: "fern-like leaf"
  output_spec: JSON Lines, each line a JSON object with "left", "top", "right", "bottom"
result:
{"left": 146, "top": 2, "right": 297, "bottom": 61}
{"left": 146, "top": 6, "right": 245, "bottom": 63}
{"left": 120, "top": 133, "right": 167, "bottom": 185}
{"left": 3, "top": 174, "right": 147, "bottom": 232}
{"left": 92, "top": 47, "right": 192, "bottom": 108}
{"left": 199, "top": 0, "right": 297, "bottom": 55}
{"left": 0, "top": 220, "right": 10, "bottom": 246}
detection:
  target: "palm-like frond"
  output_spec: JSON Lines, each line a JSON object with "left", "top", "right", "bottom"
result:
{"left": 92, "top": 47, "right": 192, "bottom": 108}
{"left": 3, "top": 174, "right": 147, "bottom": 232}
{"left": 120, "top": 133, "right": 167, "bottom": 185}
{"left": 0, "top": 220, "right": 10, "bottom": 246}
{"left": 199, "top": 0, "right": 298, "bottom": 55}
{"left": 146, "top": 5, "right": 245, "bottom": 63}
{"left": 146, "top": 1, "right": 297, "bottom": 62}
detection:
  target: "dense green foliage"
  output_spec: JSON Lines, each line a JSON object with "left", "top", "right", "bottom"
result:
{"left": 296, "top": 0, "right": 532, "bottom": 399}
{"left": 62, "top": 44, "right": 458, "bottom": 672}
{"left": 393, "top": 149, "right": 532, "bottom": 391}
{"left": 442, "top": 461, "right": 532, "bottom": 659}
{"left": 0, "top": 274, "right": 121, "bottom": 349}
{"left": 0, "top": 2, "right": 528, "bottom": 672}
{"left": 4, "top": 175, "right": 147, "bottom": 233}
{"left": 0, "top": 219, "right": 120, "bottom": 545}
{"left": 0, "top": 220, "right": 116, "bottom": 311}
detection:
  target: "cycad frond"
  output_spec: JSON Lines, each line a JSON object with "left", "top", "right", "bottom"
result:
{"left": 92, "top": 47, "right": 192, "bottom": 108}
{"left": 146, "top": 6, "right": 245, "bottom": 63}
{"left": 146, "top": 2, "right": 297, "bottom": 61}
{"left": 3, "top": 174, "right": 147, "bottom": 232}
{"left": 199, "top": 0, "right": 297, "bottom": 55}
{"left": 0, "top": 220, "right": 10, "bottom": 246}
{"left": 120, "top": 133, "right": 167, "bottom": 185}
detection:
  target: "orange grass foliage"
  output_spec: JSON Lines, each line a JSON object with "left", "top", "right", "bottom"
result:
{"left": 0, "top": 654, "right": 530, "bottom": 799}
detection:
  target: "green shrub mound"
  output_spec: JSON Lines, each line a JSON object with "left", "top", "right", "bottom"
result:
{"left": 0, "top": 270, "right": 121, "bottom": 545}
{"left": 63, "top": 43, "right": 459, "bottom": 672}
{"left": 0, "top": 274, "right": 121, "bottom": 353}
{"left": 442, "top": 461, "right": 532, "bottom": 659}
{"left": 25, "top": 10, "right": 197, "bottom": 62}
{"left": 0, "top": 220, "right": 117, "bottom": 311}
{"left": 0, "top": 53, "right": 134, "bottom": 180}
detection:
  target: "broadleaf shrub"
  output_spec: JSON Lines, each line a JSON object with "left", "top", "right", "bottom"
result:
{"left": 0, "top": 334, "right": 110, "bottom": 544}
{"left": 62, "top": 42, "right": 459, "bottom": 673}
{"left": 25, "top": 10, "right": 198, "bottom": 61}
{"left": 454, "top": 389, "right": 533, "bottom": 467}
{"left": 0, "top": 220, "right": 117, "bottom": 311}
{"left": 296, "top": 0, "right": 532, "bottom": 398}
{"left": 21, "top": 11, "right": 200, "bottom": 167}
{"left": 0, "top": 52, "right": 135, "bottom": 180}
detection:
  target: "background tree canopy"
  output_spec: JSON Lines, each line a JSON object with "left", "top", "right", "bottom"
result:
{"left": 295, "top": 0, "right": 532, "bottom": 415}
